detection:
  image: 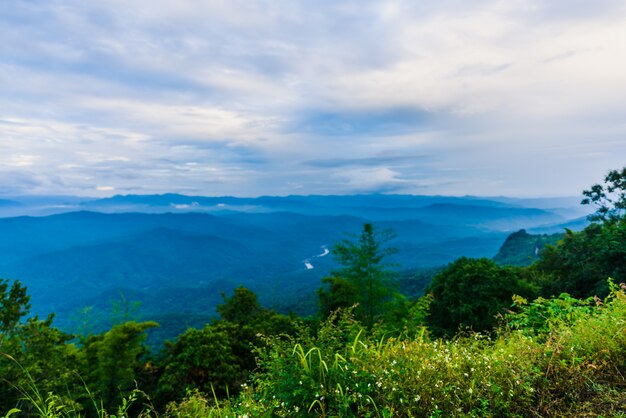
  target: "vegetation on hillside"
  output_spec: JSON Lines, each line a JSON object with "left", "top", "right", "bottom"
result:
{"left": 492, "top": 229, "right": 563, "bottom": 266}
{"left": 1, "top": 167, "right": 626, "bottom": 417}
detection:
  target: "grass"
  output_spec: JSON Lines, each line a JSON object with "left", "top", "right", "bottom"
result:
{"left": 159, "top": 284, "right": 626, "bottom": 417}
{"left": 5, "top": 285, "right": 626, "bottom": 417}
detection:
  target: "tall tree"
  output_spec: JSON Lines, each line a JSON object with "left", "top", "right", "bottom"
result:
{"left": 79, "top": 320, "right": 158, "bottom": 411}
{"left": 582, "top": 166, "right": 626, "bottom": 224}
{"left": 319, "top": 223, "right": 398, "bottom": 327}
{"left": 0, "top": 278, "right": 30, "bottom": 338}
{"left": 536, "top": 167, "right": 626, "bottom": 297}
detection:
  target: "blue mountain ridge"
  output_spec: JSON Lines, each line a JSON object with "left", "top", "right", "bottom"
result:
{"left": 0, "top": 193, "right": 588, "bottom": 345}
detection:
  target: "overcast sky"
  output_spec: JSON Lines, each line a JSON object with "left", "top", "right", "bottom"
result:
{"left": 2, "top": 0, "right": 626, "bottom": 197}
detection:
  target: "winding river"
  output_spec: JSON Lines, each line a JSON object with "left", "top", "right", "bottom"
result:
{"left": 303, "top": 245, "right": 329, "bottom": 270}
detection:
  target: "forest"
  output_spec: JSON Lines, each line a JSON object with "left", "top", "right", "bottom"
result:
{"left": 1, "top": 167, "right": 626, "bottom": 417}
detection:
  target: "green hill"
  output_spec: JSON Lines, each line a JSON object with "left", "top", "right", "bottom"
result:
{"left": 493, "top": 229, "right": 563, "bottom": 266}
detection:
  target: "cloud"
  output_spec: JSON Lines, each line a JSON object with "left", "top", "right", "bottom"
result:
{"left": 96, "top": 186, "right": 115, "bottom": 192}
{"left": 335, "top": 167, "right": 409, "bottom": 193}
{"left": 2, "top": 1, "right": 626, "bottom": 197}
{"left": 303, "top": 155, "right": 431, "bottom": 169}
{"left": 291, "top": 108, "right": 440, "bottom": 137}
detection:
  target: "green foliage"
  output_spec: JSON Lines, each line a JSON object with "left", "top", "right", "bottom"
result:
{"left": 0, "top": 279, "right": 30, "bottom": 336}
{"left": 157, "top": 322, "right": 245, "bottom": 403}
{"left": 0, "top": 280, "right": 79, "bottom": 414}
{"left": 505, "top": 293, "right": 596, "bottom": 339}
{"left": 493, "top": 229, "right": 563, "bottom": 267}
{"left": 163, "top": 282, "right": 626, "bottom": 417}
{"left": 535, "top": 221, "right": 626, "bottom": 297}
{"left": 216, "top": 286, "right": 261, "bottom": 324}
{"left": 320, "top": 223, "right": 398, "bottom": 327}
{"left": 400, "top": 292, "right": 434, "bottom": 334}
{"left": 427, "top": 257, "right": 538, "bottom": 336}
{"left": 163, "top": 389, "right": 224, "bottom": 418}
{"left": 157, "top": 286, "right": 296, "bottom": 406}
{"left": 78, "top": 320, "right": 158, "bottom": 412}
{"left": 201, "top": 309, "right": 541, "bottom": 417}
{"left": 582, "top": 166, "right": 626, "bottom": 223}
{"left": 110, "top": 292, "right": 142, "bottom": 326}
{"left": 318, "top": 276, "right": 357, "bottom": 318}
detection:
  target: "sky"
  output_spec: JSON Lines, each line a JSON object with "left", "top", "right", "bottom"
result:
{"left": 1, "top": 0, "right": 626, "bottom": 198}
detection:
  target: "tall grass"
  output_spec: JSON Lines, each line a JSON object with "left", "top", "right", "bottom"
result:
{"left": 159, "top": 283, "right": 626, "bottom": 417}
{"left": 1, "top": 352, "right": 150, "bottom": 418}
{"left": 6, "top": 284, "right": 626, "bottom": 417}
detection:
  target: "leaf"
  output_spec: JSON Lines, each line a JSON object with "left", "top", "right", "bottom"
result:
{"left": 3, "top": 409, "right": 21, "bottom": 418}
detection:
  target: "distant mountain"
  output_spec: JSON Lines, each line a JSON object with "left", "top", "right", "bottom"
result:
{"left": 529, "top": 216, "right": 590, "bottom": 234}
{"left": 1, "top": 193, "right": 587, "bottom": 224}
{"left": 0, "top": 198, "right": 20, "bottom": 206}
{"left": 0, "top": 193, "right": 589, "bottom": 344}
{"left": 84, "top": 193, "right": 512, "bottom": 211}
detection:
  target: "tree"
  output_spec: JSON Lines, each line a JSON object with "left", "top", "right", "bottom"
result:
{"left": 319, "top": 223, "right": 398, "bottom": 327}
{"left": 535, "top": 222, "right": 626, "bottom": 298}
{"left": 0, "top": 278, "right": 30, "bottom": 338}
{"left": 0, "top": 281, "right": 80, "bottom": 413}
{"left": 427, "top": 257, "right": 537, "bottom": 336}
{"left": 318, "top": 276, "right": 358, "bottom": 319}
{"left": 157, "top": 287, "right": 296, "bottom": 405}
{"left": 582, "top": 166, "right": 626, "bottom": 224}
{"left": 535, "top": 167, "right": 626, "bottom": 297}
{"left": 0, "top": 314, "right": 80, "bottom": 413}
{"left": 217, "top": 286, "right": 262, "bottom": 324}
{"left": 78, "top": 320, "right": 158, "bottom": 412}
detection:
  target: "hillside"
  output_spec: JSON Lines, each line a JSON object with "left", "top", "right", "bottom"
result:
{"left": 493, "top": 229, "right": 564, "bottom": 266}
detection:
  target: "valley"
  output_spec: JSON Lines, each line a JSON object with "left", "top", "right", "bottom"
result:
{"left": 0, "top": 193, "right": 589, "bottom": 344}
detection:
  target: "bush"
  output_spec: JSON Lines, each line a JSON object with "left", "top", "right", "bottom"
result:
{"left": 167, "top": 282, "right": 626, "bottom": 417}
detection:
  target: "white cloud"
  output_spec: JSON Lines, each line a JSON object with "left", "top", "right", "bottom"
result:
{"left": 336, "top": 167, "right": 407, "bottom": 192}
{"left": 2, "top": 0, "right": 626, "bottom": 197}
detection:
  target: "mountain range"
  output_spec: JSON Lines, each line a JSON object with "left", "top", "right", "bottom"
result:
{"left": 0, "top": 193, "right": 591, "bottom": 345}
